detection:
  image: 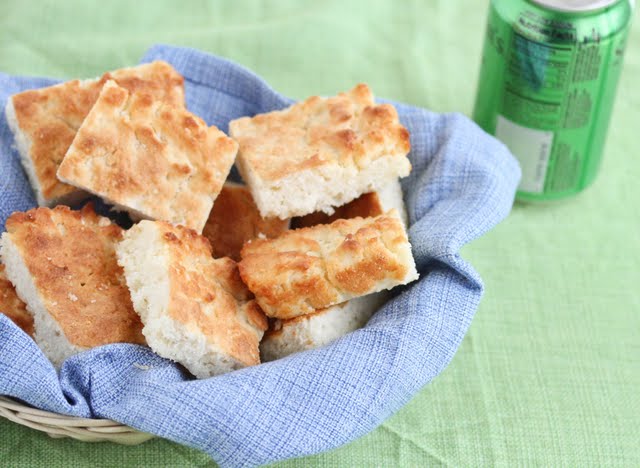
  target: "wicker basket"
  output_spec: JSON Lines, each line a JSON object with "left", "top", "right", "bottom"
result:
{"left": 0, "top": 396, "right": 153, "bottom": 445}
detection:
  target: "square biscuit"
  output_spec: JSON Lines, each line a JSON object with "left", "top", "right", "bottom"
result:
{"left": 229, "top": 83, "right": 412, "bottom": 219}
{"left": 202, "top": 182, "right": 290, "bottom": 261}
{"left": 0, "top": 205, "right": 145, "bottom": 367}
{"left": 116, "top": 220, "right": 268, "bottom": 378}
{"left": 57, "top": 80, "right": 238, "bottom": 233}
{"left": 0, "top": 264, "right": 33, "bottom": 337}
{"left": 239, "top": 210, "right": 419, "bottom": 319}
{"left": 5, "top": 61, "right": 185, "bottom": 206}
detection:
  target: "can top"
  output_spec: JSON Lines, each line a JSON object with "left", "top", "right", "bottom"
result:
{"left": 531, "top": 0, "right": 623, "bottom": 11}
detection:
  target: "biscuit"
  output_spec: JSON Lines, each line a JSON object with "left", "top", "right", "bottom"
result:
{"left": 116, "top": 220, "right": 267, "bottom": 378}
{"left": 5, "top": 61, "right": 185, "bottom": 206}
{"left": 229, "top": 84, "right": 412, "bottom": 219}
{"left": 0, "top": 205, "right": 145, "bottom": 366}
{"left": 57, "top": 80, "right": 238, "bottom": 233}
{"left": 202, "top": 183, "right": 290, "bottom": 261}
{"left": 239, "top": 210, "right": 418, "bottom": 319}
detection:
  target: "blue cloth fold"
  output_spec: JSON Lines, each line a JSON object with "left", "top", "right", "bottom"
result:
{"left": 0, "top": 44, "right": 520, "bottom": 467}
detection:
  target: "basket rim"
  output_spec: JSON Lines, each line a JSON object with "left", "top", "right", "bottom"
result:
{"left": 0, "top": 395, "right": 154, "bottom": 445}
{"left": 0, "top": 395, "right": 120, "bottom": 426}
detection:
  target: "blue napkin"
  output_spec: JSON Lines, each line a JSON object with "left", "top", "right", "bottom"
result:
{"left": 0, "top": 45, "right": 520, "bottom": 467}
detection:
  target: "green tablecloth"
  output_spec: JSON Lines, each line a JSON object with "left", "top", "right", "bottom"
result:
{"left": 1, "top": 1, "right": 638, "bottom": 466}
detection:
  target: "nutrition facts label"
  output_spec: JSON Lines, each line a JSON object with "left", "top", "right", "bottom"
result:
{"left": 573, "top": 43, "right": 602, "bottom": 82}
{"left": 500, "top": 11, "right": 610, "bottom": 194}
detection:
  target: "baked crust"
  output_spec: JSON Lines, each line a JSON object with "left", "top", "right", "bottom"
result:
{"left": 3, "top": 205, "right": 144, "bottom": 347}
{"left": 230, "top": 84, "right": 410, "bottom": 182}
{"left": 0, "top": 264, "right": 34, "bottom": 337}
{"left": 202, "top": 183, "right": 290, "bottom": 261}
{"left": 57, "top": 80, "right": 238, "bottom": 233}
{"left": 152, "top": 222, "right": 267, "bottom": 366}
{"left": 8, "top": 61, "right": 185, "bottom": 204}
{"left": 239, "top": 210, "right": 418, "bottom": 319}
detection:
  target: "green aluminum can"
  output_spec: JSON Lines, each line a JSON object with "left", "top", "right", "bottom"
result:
{"left": 473, "top": 0, "right": 634, "bottom": 201}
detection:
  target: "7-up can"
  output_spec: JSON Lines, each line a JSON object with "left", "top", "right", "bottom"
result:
{"left": 473, "top": 0, "right": 634, "bottom": 201}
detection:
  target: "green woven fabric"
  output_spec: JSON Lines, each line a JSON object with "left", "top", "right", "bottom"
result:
{"left": 1, "top": 0, "right": 638, "bottom": 466}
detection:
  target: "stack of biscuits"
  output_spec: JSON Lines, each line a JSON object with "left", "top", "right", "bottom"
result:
{"left": 0, "top": 61, "right": 418, "bottom": 378}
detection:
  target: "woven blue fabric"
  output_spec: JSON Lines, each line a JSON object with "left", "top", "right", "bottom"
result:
{"left": 0, "top": 45, "right": 520, "bottom": 467}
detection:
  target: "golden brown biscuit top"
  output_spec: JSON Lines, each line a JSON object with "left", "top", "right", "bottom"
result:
{"left": 57, "top": 80, "right": 237, "bottom": 233}
{"left": 229, "top": 84, "right": 411, "bottom": 182}
{"left": 153, "top": 222, "right": 267, "bottom": 366}
{"left": 4, "top": 205, "right": 145, "bottom": 347}
{"left": 0, "top": 264, "right": 34, "bottom": 337}
{"left": 292, "top": 192, "right": 384, "bottom": 229}
{"left": 239, "top": 211, "right": 414, "bottom": 319}
{"left": 107, "top": 61, "right": 185, "bottom": 105}
{"left": 202, "top": 184, "right": 290, "bottom": 261}
{"left": 10, "top": 61, "right": 185, "bottom": 202}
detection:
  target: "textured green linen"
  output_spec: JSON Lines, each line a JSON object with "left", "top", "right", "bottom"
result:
{"left": 0, "top": 0, "right": 638, "bottom": 466}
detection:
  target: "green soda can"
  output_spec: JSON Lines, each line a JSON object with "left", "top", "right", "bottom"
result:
{"left": 473, "top": 0, "right": 634, "bottom": 201}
